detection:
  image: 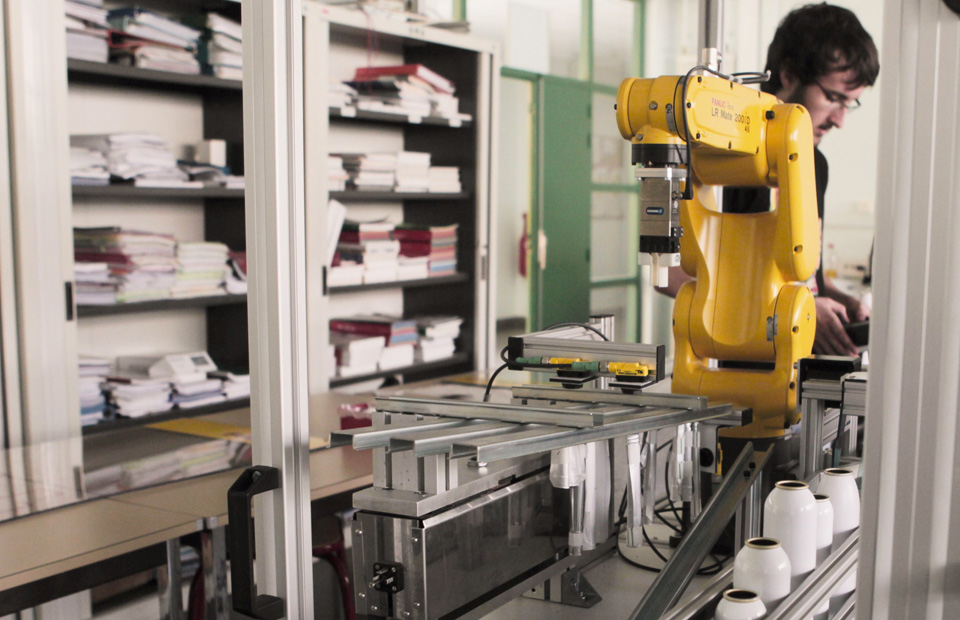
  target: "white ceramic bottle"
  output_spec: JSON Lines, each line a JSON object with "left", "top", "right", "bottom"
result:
{"left": 733, "top": 537, "right": 792, "bottom": 611}
{"left": 817, "top": 468, "right": 860, "bottom": 615}
{"left": 715, "top": 589, "right": 767, "bottom": 620}
{"left": 813, "top": 493, "right": 834, "bottom": 565}
{"left": 763, "top": 480, "right": 818, "bottom": 589}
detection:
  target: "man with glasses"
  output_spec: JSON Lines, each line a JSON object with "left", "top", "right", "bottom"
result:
{"left": 659, "top": 3, "right": 880, "bottom": 356}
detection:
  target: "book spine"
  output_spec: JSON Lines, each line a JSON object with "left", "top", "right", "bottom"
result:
{"left": 329, "top": 321, "right": 393, "bottom": 336}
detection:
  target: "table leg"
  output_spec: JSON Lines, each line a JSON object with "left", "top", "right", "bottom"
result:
{"left": 202, "top": 527, "right": 229, "bottom": 620}
{"left": 158, "top": 538, "right": 183, "bottom": 620}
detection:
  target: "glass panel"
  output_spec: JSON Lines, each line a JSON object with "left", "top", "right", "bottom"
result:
{"left": 497, "top": 78, "right": 533, "bottom": 327}
{"left": 592, "top": 91, "right": 632, "bottom": 184}
{"left": 643, "top": 0, "right": 699, "bottom": 75}
{"left": 467, "top": 0, "right": 581, "bottom": 78}
{"left": 591, "top": 285, "right": 637, "bottom": 343}
{"left": 593, "top": 0, "right": 637, "bottom": 86}
{"left": 591, "top": 191, "right": 637, "bottom": 280}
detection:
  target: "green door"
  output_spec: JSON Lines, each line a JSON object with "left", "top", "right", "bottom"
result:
{"left": 531, "top": 76, "right": 593, "bottom": 330}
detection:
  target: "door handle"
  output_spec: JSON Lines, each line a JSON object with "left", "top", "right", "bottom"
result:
{"left": 227, "top": 466, "right": 284, "bottom": 620}
{"left": 538, "top": 230, "right": 548, "bottom": 270}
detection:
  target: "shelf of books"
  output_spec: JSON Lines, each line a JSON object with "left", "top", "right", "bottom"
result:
{"left": 72, "top": 184, "right": 244, "bottom": 199}
{"left": 329, "top": 273, "right": 468, "bottom": 294}
{"left": 329, "top": 105, "right": 473, "bottom": 128}
{"left": 77, "top": 293, "right": 247, "bottom": 317}
{"left": 328, "top": 190, "right": 469, "bottom": 201}
{"left": 82, "top": 397, "right": 251, "bottom": 436}
{"left": 67, "top": 58, "right": 241, "bottom": 92}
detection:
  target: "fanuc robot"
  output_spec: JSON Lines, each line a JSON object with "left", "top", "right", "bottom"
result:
{"left": 616, "top": 70, "right": 821, "bottom": 440}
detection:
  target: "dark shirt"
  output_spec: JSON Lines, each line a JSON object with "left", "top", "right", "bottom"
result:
{"left": 721, "top": 147, "right": 828, "bottom": 290}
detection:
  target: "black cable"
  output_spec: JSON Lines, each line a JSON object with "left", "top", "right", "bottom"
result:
{"left": 482, "top": 363, "right": 509, "bottom": 402}
{"left": 542, "top": 322, "right": 610, "bottom": 341}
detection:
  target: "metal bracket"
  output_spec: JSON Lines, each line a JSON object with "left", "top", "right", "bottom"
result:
{"left": 766, "top": 315, "right": 778, "bottom": 341}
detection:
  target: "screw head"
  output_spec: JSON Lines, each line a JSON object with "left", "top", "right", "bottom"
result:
{"left": 359, "top": 593, "right": 366, "bottom": 599}
{"left": 355, "top": 529, "right": 362, "bottom": 536}
{"left": 371, "top": 605, "right": 379, "bottom": 611}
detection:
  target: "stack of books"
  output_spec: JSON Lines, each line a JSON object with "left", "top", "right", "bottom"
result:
{"left": 171, "top": 376, "right": 226, "bottom": 409}
{"left": 429, "top": 166, "right": 462, "bottom": 193}
{"left": 74, "top": 262, "right": 115, "bottom": 305}
{"left": 328, "top": 155, "right": 349, "bottom": 191}
{"left": 210, "top": 369, "right": 251, "bottom": 400}
{"left": 338, "top": 153, "right": 397, "bottom": 191}
{"left": 395, "top": 151, "right": 431, "bottom": 193}
{"left": 415, "top": 316, "right": 462, "bottom": 362}
{"left": 71, "top": 133, "right": 197, "bottom": 188}
{"left": 70, "top": 146, "right": 110, "bottom": 186}
{"left": 74, "top": 227, "right": 178, "bottom": 304}
{"left": 379, "top": 341, "right": 416, "bottom": 371}
{"left": 65, "top": 1, "right": 109, "bottom": 63}
{"left": 346, "top": 64, "right": 472, "bottom": 122}
{"left": 330, "top": 332, "right": 385, "bottom": 378}
{"left": 78, "top": 356, "right": 109, "bottom": 426}
{"left": 394, "top": 223, "right": 458, "bottom": 278}
{"left": 329, "top": 82, "right": 357, "bottom": 109}
{"left": 102, "top": 375, "right": 173, "bottom": 418}
{"left": 107, "top": 7, "right": 201, "bottom": 74}
{"left": 172, "top": 241, "right": 229, "bottom": 298}
{"left": 337, "top": 221, "right": 400, "bottom": 284}
{"left": 330, "top": 315, "right": 419, "bottom": 347}
{"left": 190, "top": 12, "right": 243, "bottom": 80}
{"left": 178, "top": 161, "right": 243, "bottom": 189}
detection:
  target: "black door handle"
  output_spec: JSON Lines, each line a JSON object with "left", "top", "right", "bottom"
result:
{"left": 228, "top": 466, "right": 285, "bottom": 620}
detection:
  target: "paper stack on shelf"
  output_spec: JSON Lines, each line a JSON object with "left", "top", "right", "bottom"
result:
{"left": 338, "top": 152, "right": 397, "bottom": 191}
{"left": 397, "top": 255, "right": 429, "bottom": 280}
{"left": 179, "top": 161, "right": 243, "bottom": 189}
{"left": 348, "top": 64, "right": 471, "bottom": 122}
{"left": 428, "top": 166, "right": 462, "bottom": 193}
{"left": 74, "top": 227, "right": 178, "bottom": 303}
{"left": 71, "top": 133, "right": 198, "bottom": 188}
{"left": 70, "top": 147, "right": 110, "bottom": 186}
{"left": 328, "top": 156, "right": 349, "bottom": 191}
{"left": 102, "top": 375, "right": 173, "bottom": 418}
{"left": 331, "top": 315, "right": 419, "bottom": 347}
{"left": 328, "top": 255, "right": 365, "bottom": 287}
{"left": 414, "top": 315, "right": 462, "bottom": 362}
{"left": 171, "top": 376, "right": 227, "bottom": 409}
{"left": 65, "top": 1, "right": 109, "bottom": 63}
{"left": 226, "top": 250, "right": 247, "bottom": 294}
{"left": 395, "top": 151, "right": 431, "bottom": 193}
{"left": 337, "top": 220, "right": 400, "bottom": 284}
{"left": 329, "top": 82, "right": 357, "bottom": 109}
{"left": 74, "top": 262, "right": 116, "bottom": 305}
{"left": 331, "top": 332, "right": 385, "bottom": 378}
{"left": 210, "top": 370, "right": 251, "bottom": 400}
{"left": 78, "top": 356, "right": 109, "bottom": 426}
{"left": 107, "top": 7, "right": 201, "bottom": 74}
{"left": 394, "top": 223, "right": 458, "bottom": 278}
{"left": 378, "top": 343, "right": 415, "bottom": 371}
{"left": 190, "top": 12, "right": 243, "bottom": 80}
{"left": 172, "top": 241, "right": 229, "bottom": 298}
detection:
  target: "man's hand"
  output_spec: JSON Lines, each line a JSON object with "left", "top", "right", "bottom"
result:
{"left": 813, "top": 296, "right": 860, "bottom": 356}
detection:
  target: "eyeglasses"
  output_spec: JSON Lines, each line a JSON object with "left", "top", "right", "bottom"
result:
{"left": 812, "top": 80, "right": 862, "bottom": 110}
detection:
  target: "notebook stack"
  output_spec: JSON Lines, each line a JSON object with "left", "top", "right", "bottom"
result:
{"left": 337, "top": 220, "right": 400, "bottom": 284}
{"left": 429, "top": 166, "right": 462, "bottom": 193}
{"left": 346, "top": 64, "right": 472, "bottom": 122}
{"left": 394, "top": 223, "right": 458, "bottom": 278}
{"left": 74, "top": 227, "right": 178, "bottom": 303}
{"left": 209, "top": 369, "right": 251, "bottom": 400}
{"left": 330, "top": 332, "right": 385, "bottom": 378}
{"left": 395, "top": 151, "right": 431, "bottom": 193}
{"left": 78, "top": 356, "right": 110, "bottom": 426}
{"left": 70, "top": 146, "right": 110, "bottom": 186}
{"left": 172, "top": 241, "right": 229, "bottom": 298}
{"left": 171, "top": 376, "right": 226, "bottom": 409}
{"left": 102, "top": 375, "right": 173, "bottom": 418}
{"left": 65, "top": 1, "right": 109, "bottom": 63}
{"left": 328, "top": 155, "right": 349, "bottom": 191}
{"left": 74, "top": 262, "right": 116, "bottom": 305}
{"left": 330, "top": 315, "right": 418, "bottom": 347}
{"left": 329, "top": 82, "right": 357, "bottom": 109}
{"left": 71, "top": 133, "right": 197, "bottom": 188}
{"left": 107, "top": 7, "right": 201, "bottom": 74}
{"left": 190, "top": 12, "right": 243, "bottom": 80}
{"left": 338, "top": 153, "right": 397, "bottom": 191}
{"left": 414, "top": 316, "right": 462, "bottom": 362}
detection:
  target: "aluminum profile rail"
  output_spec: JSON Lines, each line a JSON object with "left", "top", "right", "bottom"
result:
{"left": 628, "top": 444, "right": 772, "bottom": 620}
{"left": 329, "top": 417, "right": 480, "bottom": 449}
{"left": 388, "top": 421, "right": 524, "bottom": 456}
{"left": 375, "top": 396, "right": 647, "bottom": 428}
{"left": 833, "top": 592, "right": 856, "bottom": 620}
{"left": 450, "top": 404, "right": 733, "bottom": 462}
{"left": 763, "top": 530, "right": 859, "bottom": 620}
{"left": 658, "top": 565, "right": 733, "bottom": 620}
{"left": 511, "top": 385, "right": 708, "bottom": 410}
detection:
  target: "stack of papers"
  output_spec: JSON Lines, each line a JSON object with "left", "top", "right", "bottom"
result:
{"left": 330, "top": 315, "right": 418, "bottom": 347}
{"left": 65, "top": 1, "right": 109, "bottom": 63}
{"left": 178, "top": 161, "right": 243, "bottom": 188}
{"left": 331, "top": 332, "right": 385, "bottom": 378}
{"left": 209, "top": 370, "right": 251, "bottom": 400}
{"left": 71, "top": 133, "right": 197, "bottom": 188}
{"left": 171, "top": 377, "right": 226, "bottom": 409}
{"left": 414, "top": 316, "right": 462, "bottom": 362}
{"left": 74, "top": 227, "right": 178, "bottom": 304}
{"left": 337, "top": 238, "right": 401, "bottom": 284}
{"left": 74, "top": 262, "right": 115, "bottom": 305}
{"left": 328, "top": 156, "right": 349, "bottom": 191}
{"left": 338, "top": 153, "right": 397, "bottom": 191}
{"left": 78, "top": 356, "right": 110, "bottom": 426}
{"left": 395, "top": 151, "right": 431, "bottom": 193}
{"left": 379, "top": 343, "right": 415, "bottom": 371}
{"left": 428, "top": 166, "right": 462, "bottom": 193}
{"left": 70, "top": 147, "right": 110, "bottom": 186}
{"left": 172, "top": 242, "right": 229, "bottom": 298}
{"left": 192, "top": 13, "right": 243, "bottom": 80}
{"left": 329, "top": 82, "right": 357, "bottom": 109}
{"left": 394, "top": 223, "right": 458, "bottom": 278}
{"left": 346, "top": 64, "right": 472, "bottom": 122}
{"left": 107, "top": 7, "right": 201, "bottom": 74}
{"left": 102, "top": 375, "right": 173, "bottom": 418}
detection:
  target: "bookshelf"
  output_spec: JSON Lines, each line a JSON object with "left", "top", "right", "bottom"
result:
{"left": 76, "top": 293, "right": 247, "bottom": 318}
{"left": 304, "top": 6, "right": 498, "bottom": 403}
{"left": 72, "top": 185, "right": 244, "bottom": 199}
{"left": 82, "top": 397, "right": 251, "bottom": 435}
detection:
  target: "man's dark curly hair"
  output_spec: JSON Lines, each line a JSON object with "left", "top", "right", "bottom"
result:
{"left": 761, "top": 3, "right": 879, "bottom": 95}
